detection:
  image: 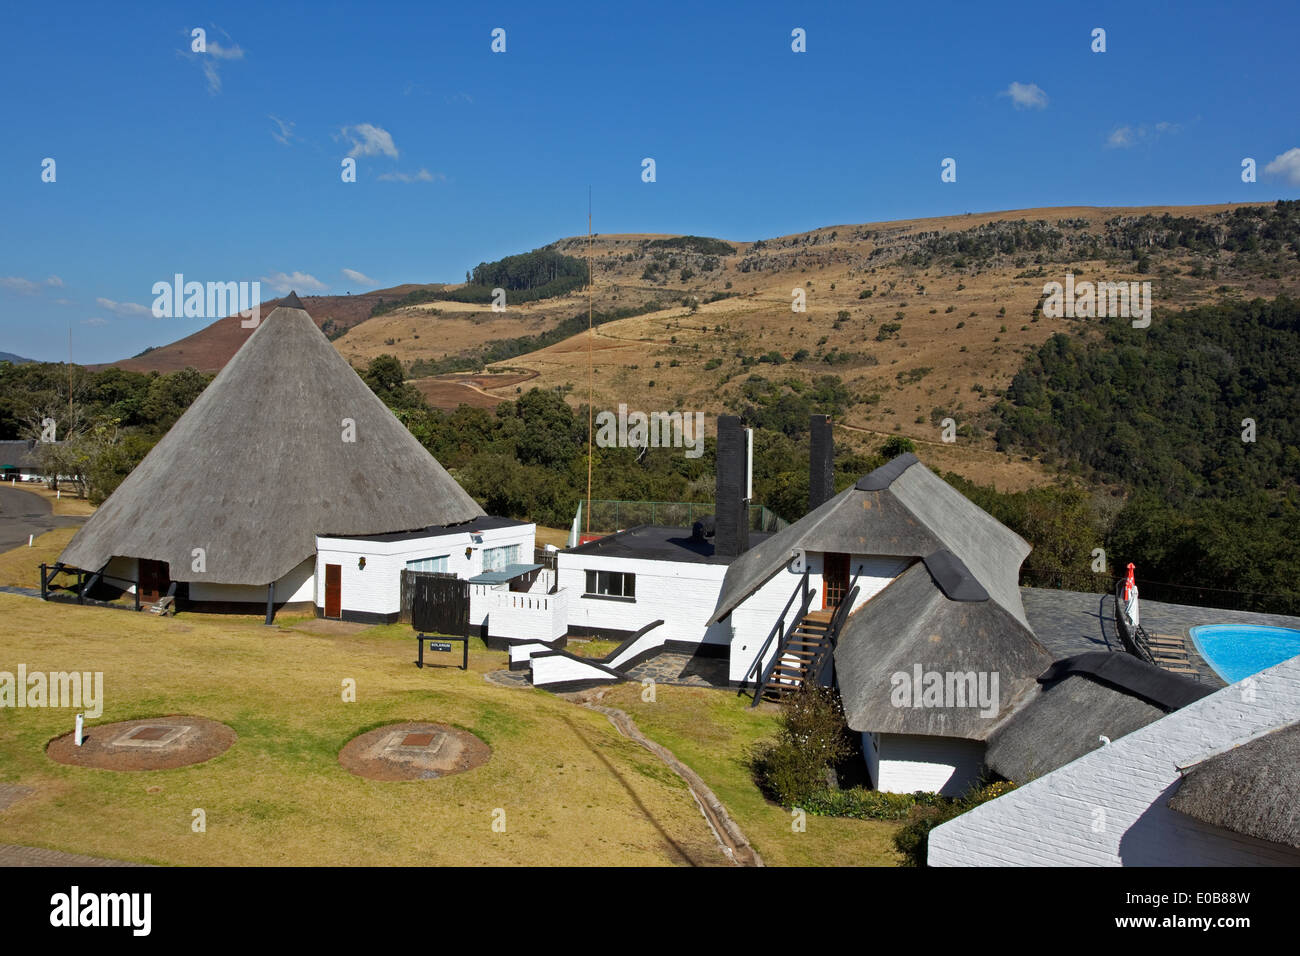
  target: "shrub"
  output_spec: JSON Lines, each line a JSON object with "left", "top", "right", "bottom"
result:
{"left": 750, "top": 685, "right": 853, "bottom": 807}
{"left": 880, "top": 435, "right": 916, "bottom": 458}
{"left": 892, "top": 780, "right": 1016, "bottom": 866}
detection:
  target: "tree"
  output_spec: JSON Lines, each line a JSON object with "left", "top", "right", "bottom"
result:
{"left": 880, "top": 435, "right": 916, "bottom": 459}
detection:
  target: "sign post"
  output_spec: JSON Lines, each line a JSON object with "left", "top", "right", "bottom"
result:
{"left": 416, "top": 634, "right": 468, "bottom": 671}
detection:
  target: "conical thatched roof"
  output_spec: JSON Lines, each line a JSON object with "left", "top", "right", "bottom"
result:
{"left": 60, "top": 296, "right": 483, "bottom": 585}
{"left": 1168, "top": 721, "right": 1300, "bottom": 849}
{"left": 708, "top": 453, "right": 1031, "bottom": 627}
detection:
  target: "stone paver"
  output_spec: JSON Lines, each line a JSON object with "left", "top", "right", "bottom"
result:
{"left": 624, "top": 650, "right": 729, "bottom": 688}
{"left": 0, "top": 783, "right": 35, "bottom": 811}
{"left": 0, "top": 844, "right": 150, "bottom": 867}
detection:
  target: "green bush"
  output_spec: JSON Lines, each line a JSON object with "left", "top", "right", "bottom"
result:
{"left": 799, "top": 787, "right": 944, "bottom": 820}
{"left": 892, "top": 780, "right": 1016, "bottom": 866}
{"left": 750, "top": 685, "right": 853, "bottom": 806}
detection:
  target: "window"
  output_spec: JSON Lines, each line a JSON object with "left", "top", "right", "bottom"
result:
{"left": 584, "top": 569, "right": 636, "bottom": 600}
{"left": 482, "top": 544, "right": 520, "bottom": 572}
{"left": 406, "top": 555, "right": 449, "bottom": 573}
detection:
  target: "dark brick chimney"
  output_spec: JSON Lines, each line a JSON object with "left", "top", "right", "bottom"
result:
{"left": 715, "top": 415, "right": 750, "bottom": 558}
{"left": 809, "top": 414, "right": 834, "bottom": 512}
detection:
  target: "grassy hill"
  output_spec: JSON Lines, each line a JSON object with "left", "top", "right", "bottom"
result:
{"left": 98, "top": 202, "right": 1300, "bottom": 489}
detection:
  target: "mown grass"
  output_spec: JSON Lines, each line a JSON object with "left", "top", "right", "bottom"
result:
{"left": 0, "top": 594, "right": 726, "bottom": 866}
{"left": 0, "top": 527, "right": 76, "bottom": 588}
{"left": 600, "top": 683, "right": 903, "bottom": 866}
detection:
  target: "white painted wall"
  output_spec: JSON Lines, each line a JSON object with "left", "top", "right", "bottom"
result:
{"left": 509, "top": 642, "right": 554, "bottom": 667}
{"left": 103, "top": 556, "right": 137, "bottom": 594}
{"left": 558, "top": 552, "right": 731, "bottom": 650}
{"left": 484, "top": 587, "right": 568, "bottom": 643}
{"left": 928, "top": 655, "right": 1300, "bottom": 866}
{"left": 315, "top": 522, "right": 535, "bottom": 617}
{"left": 531, "top": 652, "right": 618, "bottom": 687}
{"left": 189, "top": 557, "right": 315, "bottom": 605}
{"left": 727, "top": 553, "right": 910, "bottom": 684}
{"left": 862, "top": 732, "right": 881, "bottom": 790}
{"left": 875, "top": 733, "right": 986, "bottom": 797}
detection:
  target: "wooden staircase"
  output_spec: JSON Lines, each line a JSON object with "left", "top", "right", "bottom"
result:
{"left": 755, "top": 610, "right": 834, "bottom": 702}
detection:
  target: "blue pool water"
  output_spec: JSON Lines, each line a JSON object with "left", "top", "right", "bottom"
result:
{"left": 1189, "top": 624, "right": 1300, "bottom": 683}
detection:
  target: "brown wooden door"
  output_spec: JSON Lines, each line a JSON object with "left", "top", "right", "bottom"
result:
{"left": 324, "top": 564, "right": 342, "bottom": 618}
{"left": 139, "top": 559, "right": 170, "bottom": 604}
{"left": 823, "top": 552, "right": 849, "bottom": 610}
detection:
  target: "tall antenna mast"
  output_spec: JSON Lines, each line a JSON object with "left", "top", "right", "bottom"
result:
{"left": 585, "top": 186, "right": 594, "bottom": 534}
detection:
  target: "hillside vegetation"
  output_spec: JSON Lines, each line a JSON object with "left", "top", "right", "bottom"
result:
{"left": 994, "top": 294, "right": 1300, "bottom": 614}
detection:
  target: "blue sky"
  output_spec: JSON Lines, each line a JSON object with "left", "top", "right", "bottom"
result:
{"left": 2, "top": 0, "right": 1297, "bottom": 364}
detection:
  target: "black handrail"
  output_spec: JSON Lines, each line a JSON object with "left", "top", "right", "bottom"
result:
{"left": 745, "top": 567, "right": 810, "bottom": 705}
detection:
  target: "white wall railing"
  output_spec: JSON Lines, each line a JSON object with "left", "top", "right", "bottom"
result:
{"left": 474, "top": 585, "right": 568, "bottom": 643}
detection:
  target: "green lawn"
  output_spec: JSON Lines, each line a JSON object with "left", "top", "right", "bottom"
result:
{"left": 600, "top": 682, "right": 904, "bottom": 866}
{"left": 0, "top": 595, "right": 725, "bottom": 866}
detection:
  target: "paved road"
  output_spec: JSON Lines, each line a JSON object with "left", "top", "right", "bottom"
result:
{"left": 0, "top": 483, "right": 85, "bottom": 553}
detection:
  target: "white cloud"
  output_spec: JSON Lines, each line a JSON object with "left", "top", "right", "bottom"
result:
{"left": 342, "top": 268, "right": 377, "bottom": 285}
{"left": 96, "top": 297, "right": 152, "bottom": 317}
{"left": 1106, "top": 126, "right": 1135, "bottom": 148}
{"left": 0, "top": 277, "right": 39, "bottom": 294}
{"left": 206, "top": 40, "right": 244, "bottom": 61}
{"left": 377, "top": 168, "right": 442, "bottom": 183}
{"left": 1263, "top": 147, "right": 1300, "bottom": 185}
{"left": 269, "top": 115, "right": 295, "bottom": 146}
{"left": 1105, "top": 121, "right": 1183, "bottom": 149}
{"left": 260, "top": 271, "right": 328, "bottom": 294}
{"left": 45, "top": 275, "right": 63, "bottom": 287}
{"left": 182, "top": 27, "right": 244, "bottom": 94}
{"left": 82, "top": 317, "right": 109, "bottom": 327}
{"left": 1001, "top": 81, "right": 1048, "bottom": 110}
{"left": 340, "top": 123, "right": 399, "bottom": 159}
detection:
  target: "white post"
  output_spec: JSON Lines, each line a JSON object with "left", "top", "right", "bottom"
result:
{"left": 28, "top": 534, "right": 33, "bottom": 547}
{"left": 75, "top": 713, "right": 84, "bottom": 747}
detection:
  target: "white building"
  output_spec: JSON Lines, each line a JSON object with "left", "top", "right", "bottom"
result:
{"left": 54, "top": 293, "right": 490, "bottom": 620}
{"left": 316, "top": 516, "right": 536, "bottom": 624}
{"left": 928, "top": 653, "right": 1300, "bottom": 866}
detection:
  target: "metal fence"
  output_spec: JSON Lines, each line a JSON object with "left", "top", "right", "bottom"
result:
{"left": 1021, "top": 566, "right": 1299, "bottom": 617}
{"left": 582, "top": 499, "right": 788, "bottom": 534}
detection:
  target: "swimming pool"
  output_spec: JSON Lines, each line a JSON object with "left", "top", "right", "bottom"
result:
{"left": 1189, "top": 624, "right": 1300, "bottom": 683}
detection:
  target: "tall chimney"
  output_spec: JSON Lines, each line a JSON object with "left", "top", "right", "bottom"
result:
{"left": 715, "top": 415, "right": 750, "bottom": 557}
{"left": 809, "top": 414, "right": 834, "bottom": 512}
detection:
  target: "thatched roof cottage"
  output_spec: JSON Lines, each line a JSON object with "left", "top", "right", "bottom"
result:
{"left": 55, "top": 294, "right": 531, "bottom": 621}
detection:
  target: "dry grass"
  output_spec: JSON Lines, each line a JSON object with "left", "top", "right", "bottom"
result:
{"left": 534, "top": 525, "right": 570, "bottom": 549}
{"left": 0, "top": 595, "right": 728, "bottom": 866}
{"left": 0, "top": 527, "right": 76, "bottom": 588}
{"left": 598, "top": 683, "right": 903, "bottom": 866}
{"left": 4, "top": 482, "right": 96, "bottom": 516}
